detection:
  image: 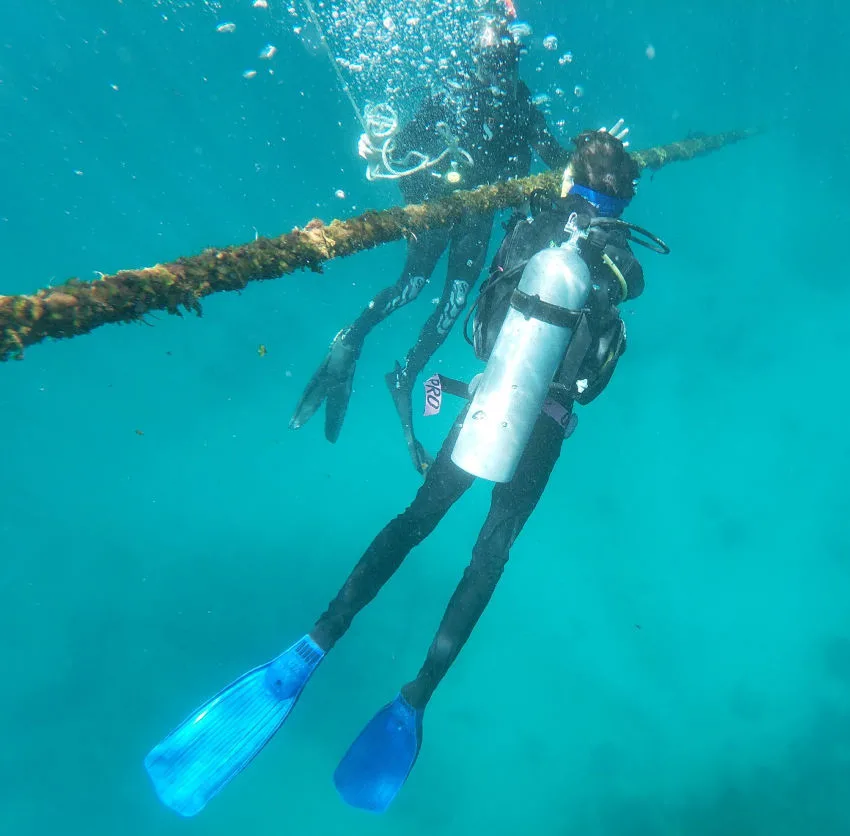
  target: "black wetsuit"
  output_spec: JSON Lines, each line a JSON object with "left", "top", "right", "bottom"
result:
{"left": 290, "top": 76, "right": 571, "bottom": 464}
{"left": 333, "top": 80, "right": 572, "bottom": 469}
{"left": 311, "top": 193, "right": 646, "bottom": 709}
{"left": 347, "top": 79, "right": 570, "bottom": 372}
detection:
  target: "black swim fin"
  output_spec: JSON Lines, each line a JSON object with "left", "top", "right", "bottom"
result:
{"left": 385, "top": 362, "right": 434, "bottom": 475}
{"left": 290, "top": 329, "right": 360, "bottom": 443}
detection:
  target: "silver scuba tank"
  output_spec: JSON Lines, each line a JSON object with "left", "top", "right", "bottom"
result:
{"left": 450, "top": 221, "right": 592, "bottom": 482}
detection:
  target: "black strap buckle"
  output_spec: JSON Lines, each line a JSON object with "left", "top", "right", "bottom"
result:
{"left": 511, "top": 288, "right": 584, "bottom": 329}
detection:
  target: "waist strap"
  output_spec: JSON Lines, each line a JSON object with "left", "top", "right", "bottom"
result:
{"left": 511, "top": 289, "right": 584, "bottom": 329}
{"left": 422, "top": 373, "right": 578, "bottom": 439}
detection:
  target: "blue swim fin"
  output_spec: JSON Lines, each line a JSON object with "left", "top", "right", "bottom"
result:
{"left": 333, "top": 693, "right": 424, "bottom": 813}
{"left": 144, "top": 635, "right": 323, "bottom": 817}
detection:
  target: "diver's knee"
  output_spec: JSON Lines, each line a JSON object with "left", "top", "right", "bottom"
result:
{"left": 435, "top": 278, "right": 471, "bottom": 335}
{"left": 380, "top": 274, "right": 427, "bottom": 315}
{"left": 449, "top": 278, "right": 471, "bottom": 307}
{"left": 401, "top": 274, "right": 427, "bottom": 301}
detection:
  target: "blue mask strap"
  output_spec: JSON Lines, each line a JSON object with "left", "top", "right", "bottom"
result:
{"left": 569, "top": 184, "right": 631, "bottom": 217}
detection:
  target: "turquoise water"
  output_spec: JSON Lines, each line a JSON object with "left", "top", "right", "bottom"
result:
{"left": 2, "top": 1, "right": 849, "bottom": 834}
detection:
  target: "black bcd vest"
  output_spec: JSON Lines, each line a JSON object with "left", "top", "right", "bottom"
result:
{"left": 471, "top": 194, "right": 644, "bottom": 364}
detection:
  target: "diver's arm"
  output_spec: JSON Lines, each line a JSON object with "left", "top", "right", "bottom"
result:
{"left": 519, "top": 81, "right": 571, "bottom": 170}
{"left": 624, "top": 243, "right": 645, "bottom": 298}
{"left": 586, "top": 220, "right": 645, "bottom": 302}
{"left": 529, "top": 106, "right": 572, "bottom": 170}
{"left": 606, "top": 240, "right": 645, "bottom": 300}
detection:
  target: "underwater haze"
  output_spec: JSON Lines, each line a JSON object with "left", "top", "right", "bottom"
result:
{"left": 2, "top": 1, "right": 850, "bottom": 834}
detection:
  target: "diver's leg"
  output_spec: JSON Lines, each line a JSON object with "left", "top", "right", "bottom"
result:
{"left": 345, "top": 227, "right": 451, "bottom": 344}
{"left": 386, "top": 212, "right": 495, "bottom": 473}
{"left": 290, "top": 228, "right": 450, "bottom": 443}
{"left": 310, "top": 408, "right": 473, "bottom": 652}
{"left": 401, "top": 411, "right": 566, "bottom": 709}
{"left": 145, "top": 409, "right": 473, "bottom": 817}
{"left": 333, "top": 412, "right": 566, "bottom": 812}
{"left": 404, "top": 210, "right": 496, "bottom": 377}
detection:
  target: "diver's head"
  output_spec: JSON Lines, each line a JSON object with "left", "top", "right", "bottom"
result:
{"left": 472, "top": 17, "right": 520, "bottom": 86}
{"left": 563, "top": 130, "right": 641, "bottom": 216}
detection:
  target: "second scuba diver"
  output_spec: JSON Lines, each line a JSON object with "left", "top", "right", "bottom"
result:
{"left": 289, "top": 11, "right": 571, "bottom": 474}
{"left": 144, "top": 127, "right": 669, "bottom": 817}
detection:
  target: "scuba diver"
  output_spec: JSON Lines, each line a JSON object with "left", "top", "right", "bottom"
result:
{"left": 143, "top": 126, "right": 670, "bottom": 817}
{"left": 289, "top": 11, "right": 572, "bottom": 474}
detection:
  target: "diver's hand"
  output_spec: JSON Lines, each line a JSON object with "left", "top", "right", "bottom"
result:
{"left": 599, "top": 118, "right": 630, "bottom": 147}
{"left": 358, "top": 133, "right": 379, "bottom": 161}
{"left": 289, "top": 329, "right": 361, "bottom": 443}
{"left": 359, "top": 133, "right": 384, "bottom": 180}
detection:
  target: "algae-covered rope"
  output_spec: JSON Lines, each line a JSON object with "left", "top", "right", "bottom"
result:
{"left": 0, "top": 128, "right": 757, "bottom": 362}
